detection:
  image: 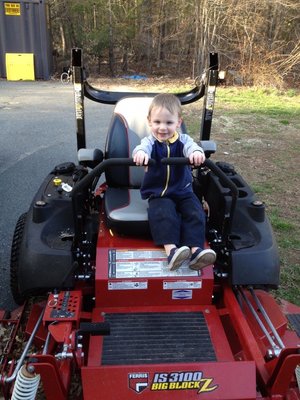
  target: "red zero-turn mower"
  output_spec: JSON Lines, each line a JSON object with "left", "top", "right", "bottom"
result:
{"left": 1, "top": 48, "right": 299, "bottom": 400}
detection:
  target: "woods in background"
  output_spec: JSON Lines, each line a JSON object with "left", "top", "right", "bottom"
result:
{"left": 49, "top": 0, "right": 300, "bottom": 87}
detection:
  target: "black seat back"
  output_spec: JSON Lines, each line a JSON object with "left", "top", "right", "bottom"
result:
{"left": 105, "top": 97, "right": 154, "bottom": 188}
{"left": 104, "top": 97, "right": 154, "bottom": 234}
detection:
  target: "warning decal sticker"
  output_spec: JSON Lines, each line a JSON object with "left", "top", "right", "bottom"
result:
{"left": 108, "top": 249, "right": 199, "bottom": 279}
{"left": 108, "top": 281, "right": 147, "bottom": 291}
{"left": 4, "top": 3, "right": 21, "bottom": 16}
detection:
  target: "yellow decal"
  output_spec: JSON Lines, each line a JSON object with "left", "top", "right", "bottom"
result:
{"left": 198, "top": 378, "right": 218, "bottom": 393}
{"left": 151, "top": 371, "right": 218, "bottom": 394}
{"left": 5, "top": 2, "right": 21, "bottom": 16}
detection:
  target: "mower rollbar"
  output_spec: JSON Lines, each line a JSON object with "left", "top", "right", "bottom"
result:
{"left": 71, "top": 47, "right": 220, "bottom": 150}
{"left": 83, "top": 80, "right": 205, "bottom": 105}
{"left": 71, "top": 47, "right": 86, "bottom": 150}
{"left": 200, "top": 52, "right": 219, "bottom": 141}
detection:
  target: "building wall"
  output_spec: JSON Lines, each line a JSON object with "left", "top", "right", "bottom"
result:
{"left": 0, "top": 0, "right": 52, "bottom": 80}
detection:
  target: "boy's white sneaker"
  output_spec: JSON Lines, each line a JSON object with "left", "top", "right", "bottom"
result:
{"left": 189, "top": 248, "right": 216, "bottom": 270}
{"left": 168, "top": 246, "right": 191, "bottom": 271}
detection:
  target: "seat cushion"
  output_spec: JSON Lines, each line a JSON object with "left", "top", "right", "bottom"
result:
{"left": 105, "top": 187, "right": 150, "bottom": 235}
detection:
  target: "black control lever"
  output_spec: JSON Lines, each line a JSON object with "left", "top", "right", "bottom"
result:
{"left": 78, "top": 322, "right": 110, "bottom": 336}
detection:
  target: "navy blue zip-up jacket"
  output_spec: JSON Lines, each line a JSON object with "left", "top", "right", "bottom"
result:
{"left": 132, "top": 131, "right": 204, "bottom": 200}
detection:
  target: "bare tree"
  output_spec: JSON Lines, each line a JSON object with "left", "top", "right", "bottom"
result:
{"left": 48, "top": 0, "right": 300, "bottom": 85}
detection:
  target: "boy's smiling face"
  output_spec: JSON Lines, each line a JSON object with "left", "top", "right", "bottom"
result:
{"left": 148, "top": 106, "right": 182, "bottom": 142}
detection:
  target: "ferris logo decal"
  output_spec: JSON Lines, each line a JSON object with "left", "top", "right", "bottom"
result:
{"left": 151, "top": 371, "right": 218, "bottom": 394}
{"left": 128, "top": 373, "right": 149, "bottom": 393}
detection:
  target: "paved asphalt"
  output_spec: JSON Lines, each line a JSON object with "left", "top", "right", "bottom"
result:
{"left": 0, "top": 80, "right": 114, "bottom": 310}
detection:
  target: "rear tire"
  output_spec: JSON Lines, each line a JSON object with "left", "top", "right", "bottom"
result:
{"left": 10, "top": 213, "right": 27, "bottom": 305}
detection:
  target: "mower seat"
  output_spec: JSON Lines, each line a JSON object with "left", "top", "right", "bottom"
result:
{"left": 103, "top": 97, "right": 216, "bottom": 236}
{"left": 104, "top": 97, "right": 154, "bottom": 235}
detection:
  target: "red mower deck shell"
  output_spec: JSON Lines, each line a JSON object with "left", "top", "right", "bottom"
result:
{"left": 16, "top": 214, "right": 297, "bottom": 400}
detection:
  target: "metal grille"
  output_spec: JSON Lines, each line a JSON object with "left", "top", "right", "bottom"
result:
{"left": 102, "top": 312, "right": 216, "bottom": 365}
{"left": 287, "top": 314, "right": 300, "bottom": 337}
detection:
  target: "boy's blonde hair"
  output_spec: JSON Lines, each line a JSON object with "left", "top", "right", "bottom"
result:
{"left": 148, "top": 93, "right": 182, "bottom": 118}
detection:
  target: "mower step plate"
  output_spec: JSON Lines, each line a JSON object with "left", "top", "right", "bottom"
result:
{"left": 102, "top": 311, "right": 216, "bottom": 365}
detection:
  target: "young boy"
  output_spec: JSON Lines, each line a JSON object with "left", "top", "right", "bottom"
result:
{"left": 133, "top": 93, "right": 216, "bottom": 271}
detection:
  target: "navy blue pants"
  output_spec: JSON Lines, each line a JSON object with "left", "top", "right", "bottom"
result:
{"left": 148, "top": 193, "right": 206, "bottom": 248}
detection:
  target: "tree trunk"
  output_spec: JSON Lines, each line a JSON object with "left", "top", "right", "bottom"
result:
{"left": 108, "top": 0, "right": 115, "bottom": 77}
{"left": 59, "top": 23, "right": 66, "bottom": 58}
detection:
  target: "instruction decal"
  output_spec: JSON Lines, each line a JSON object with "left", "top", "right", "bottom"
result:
{"left": 108, "top": 281, "right": 147, "bottom": 290}
{"left": 108, "top": 249, "right": 199, "bottom": 278}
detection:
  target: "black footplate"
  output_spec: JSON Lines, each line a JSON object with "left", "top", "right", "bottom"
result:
{"left": 102, "top": 311, "right": 216, "bottom": 365}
